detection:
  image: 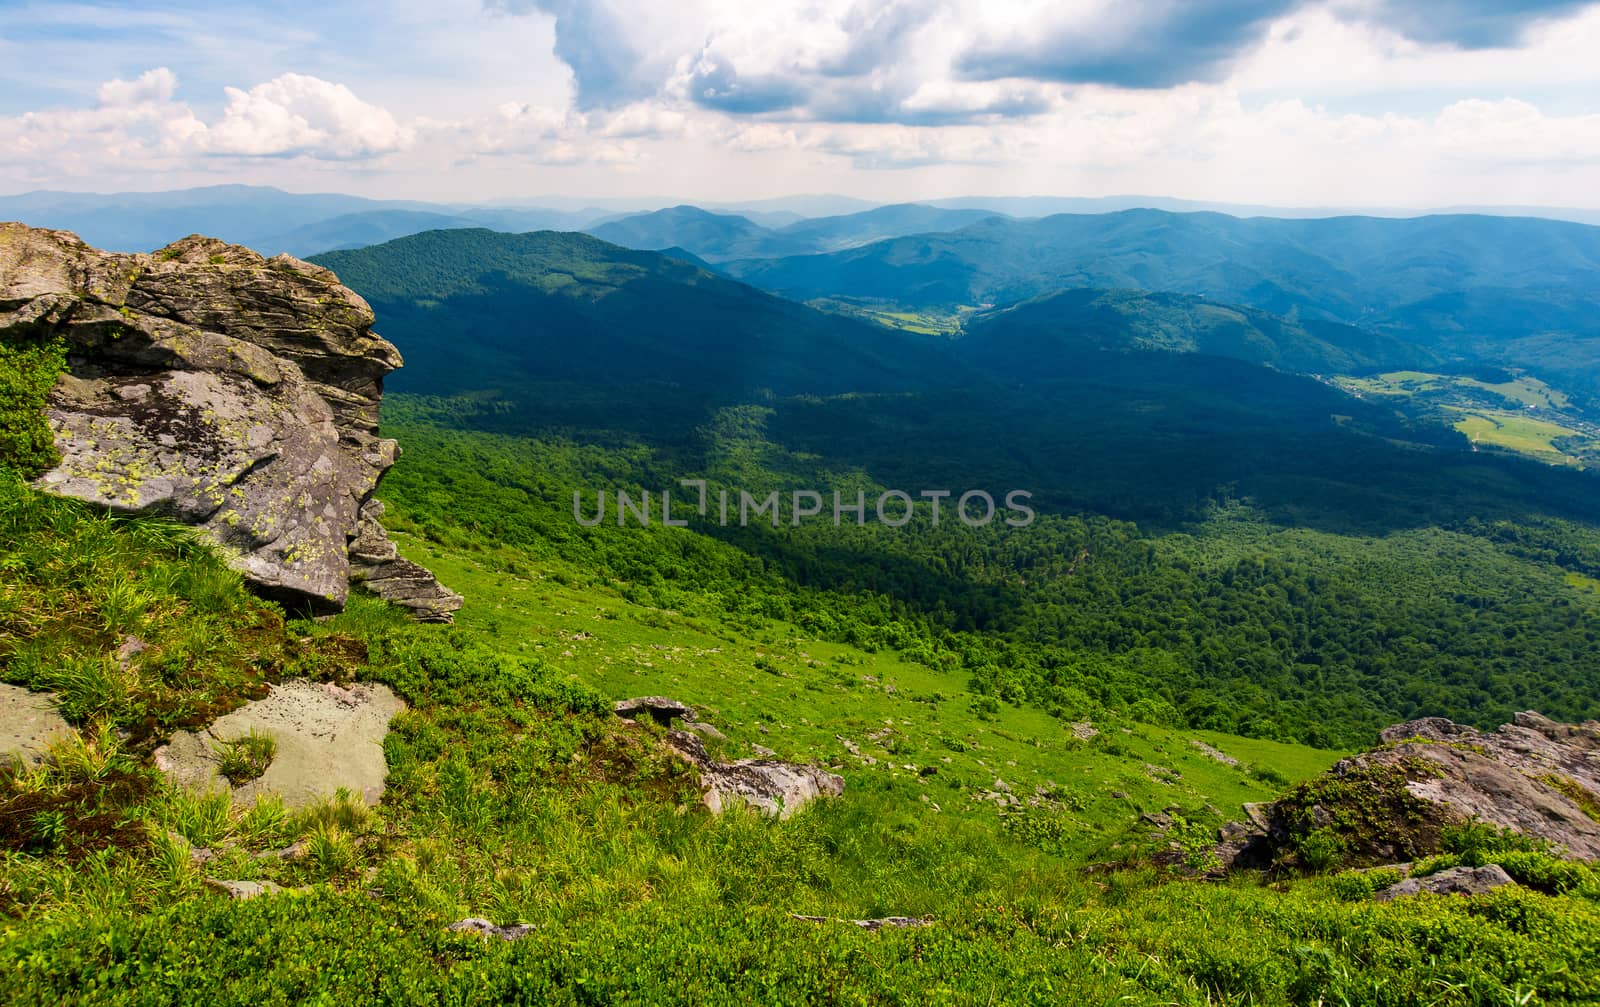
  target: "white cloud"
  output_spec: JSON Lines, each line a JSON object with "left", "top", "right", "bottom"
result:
{"left": 95, "top": 67, "right": 179, "bottom": 107}
{"left": 205, "top": 74, "right": 414, "bottom": 158}
{"left": 1435, "top": 98, "right": 1600, "bottom": 164}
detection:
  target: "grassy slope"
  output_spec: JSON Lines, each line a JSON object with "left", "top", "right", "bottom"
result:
{"left": 3, "top": 482, "right": 1600, "bottom": 1003}
{"left": 401, "top": 528, "right": 1341, "bottom": 851}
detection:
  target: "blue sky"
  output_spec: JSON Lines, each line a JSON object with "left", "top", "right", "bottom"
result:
{"left": 2, "top": 0, "right": 1598, "bottom": 207}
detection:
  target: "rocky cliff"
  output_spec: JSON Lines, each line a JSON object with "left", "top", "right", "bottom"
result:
{"left": 0, "top": 222, "right": 460, "bottom": 621}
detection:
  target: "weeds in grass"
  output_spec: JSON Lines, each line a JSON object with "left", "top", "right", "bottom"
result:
{"left": 213, "top": 729, "right": 276, "bottom": 786}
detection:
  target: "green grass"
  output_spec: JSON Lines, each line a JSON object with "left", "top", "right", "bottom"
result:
{"left": 4, "top": 482, "right": 1600, "bottom": 1003}
{"left": 213, "top": 729, "right": 277, "bottom": 786}
{"left": 1453, "top": 409, "right": 1582, "bottom": 463}
{"left": 0, "top": 473, "right": 310, "bottom": 745}
{"left": 398, "top": 526, "right": 1343, "bottom": 852}
{"left": 1332, "top": 370, "right": 1597, "bottom": 466}
{"left": 0, "top": 327, "right": 66, "bottom": 477}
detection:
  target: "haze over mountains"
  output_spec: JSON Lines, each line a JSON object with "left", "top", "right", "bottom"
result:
{"left": 6, "top": 185, "right": 1600, "bottom": 259}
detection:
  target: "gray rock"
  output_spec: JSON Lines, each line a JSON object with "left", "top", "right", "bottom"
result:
{"left": 1376, "top": 713, "right": 1600, "bottom": 858}
{"left": 682, "top": 721, "right": 726, "bottom": 741}
{"left": 613, "top": 696, "right": 694, "bottom": 727}
{"left": 1214, "top": 711, "right": 1600, "bottom": 870}
{"left": 0, "top": 684, "right": 73, "bottom": 767}
{"left": 663, "top": 729, "right": 843, "bottom": 819}
{"left": 1190, "top": 739, "right": 1240, "bottom": 766}
{"left": 204, "top": 878, "right": 285, "bottom": 900}
{"left": 446, "top": 918, "right": 535, "bottom": 941}
{"left": 1376, "top": 864, "right": 1515, "bottom": 902}
{"left": 0, "top": 224, "right": 460, "bottom": 621}
{"left": 155, "top": 679, "right": 404, "bottom": 807}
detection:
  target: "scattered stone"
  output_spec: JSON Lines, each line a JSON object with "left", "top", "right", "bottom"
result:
{"left": 253, "top": 838, "right": 311, "bottom": 862}
{"left": 156, "top": 679, "right": 404, "bottom": 807}
{"left": 836, "top": 736, "right": 861, "bottom": 756}
{"left": 613, "top": 696, "right": 694, "bottom": 727}
{"left": 1, "top": 223, "right": 460, "bottom": 621}
{"left": 1190, "top": 740, "right": 1240, "bottom": 766}
{"left": 446, "top": 918, "right": 535, "bottom": 941}
{"left": 0, "top": 684, "right": 74, "bottom": 767}
{"left": 1142, "top": 812, "right": 1174, "bottom": 829}
{"left": 1071, "top": 722, "right": 1099, "bottom": 740}
{"left": 205, "top": 879, "right": 286, "bottom": 900}
{"left": 789, "top": 914, "right": 932, "bottom": 931}
{"left": 115, "top": 635, "right": 149, "bottom": 670}
{"left": 168, "top": 831, "right": 218, "bottom": 865}
{"left": 751, "top": 744, "right": 777, "bottom": 758}
{"left": 663, "top": 730, "right": 843, "bottom": 819}
{"left": 1376, "top": 864, "right": 1515, "bottom": 902}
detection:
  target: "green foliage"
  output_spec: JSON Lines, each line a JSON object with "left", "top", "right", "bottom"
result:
{"left": 0, "top": 327, "right": 66, "bottom": 477}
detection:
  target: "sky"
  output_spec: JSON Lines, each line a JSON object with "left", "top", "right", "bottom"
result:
{"left": 2, "top": 0, "right": 1599, "bottom": 208}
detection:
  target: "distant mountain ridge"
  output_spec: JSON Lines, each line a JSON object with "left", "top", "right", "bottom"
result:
{"left": 308, "top": 229, "right": 951, "bottom": 397}
{"left": 582, "top": 202, "right": 1016, "bottom": 262}
{"left": 722, "top": 208, "right": 1600, "bottom": 397}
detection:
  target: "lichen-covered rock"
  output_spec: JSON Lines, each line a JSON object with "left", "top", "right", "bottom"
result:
{"left": 0, "top": 223, "right": 459, "bottom": 620}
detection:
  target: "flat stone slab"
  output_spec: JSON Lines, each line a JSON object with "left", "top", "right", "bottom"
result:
{"left": 155, "top": 680, "right": 403, "bottom": 807}
{"left": 0, "top": 684, "right": 74, "bottom": 766}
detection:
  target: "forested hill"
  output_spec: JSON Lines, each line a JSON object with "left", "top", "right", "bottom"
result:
{"left": 310, "top": 229, "right": 951, "bottom": 397}
{"left": 721, "top": 209, "right": 1600, "bottom": 395}
{"left": 955, "top": 288, "right": 1431, "bottom": 377}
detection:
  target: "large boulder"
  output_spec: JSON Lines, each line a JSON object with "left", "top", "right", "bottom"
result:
{"left": 664, "top": 729, "right": 844, "bottom": 819}
{"left": 1216, "top": 711, "right": 1600, "bottom": 870}
{"left": 0, "top": 223, "right": 459, "bottom": 621}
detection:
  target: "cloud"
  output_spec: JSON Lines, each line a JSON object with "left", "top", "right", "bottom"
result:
{"left": 1347, "top": 0, "right": 1595, "bottom": 48}
{"left": 0, "top": 68, "right": 413, "bottom": 178}
{"left": 95, "top": 67, "right": 179, "bottom": 107}
{"left": 685, "top": 52, "right": 810, "bottom": 114}
{"left": 1435, "top": 97, "right": 1600, "bottom": 162}
{"left": 957, "top": 1, "right": 1298, "bottom": 89}
{"left": 486, "top": 0, "right": 694, "bottom": 109}
{"left": 206, "top": 74, "right": 414, "bottom": 158}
